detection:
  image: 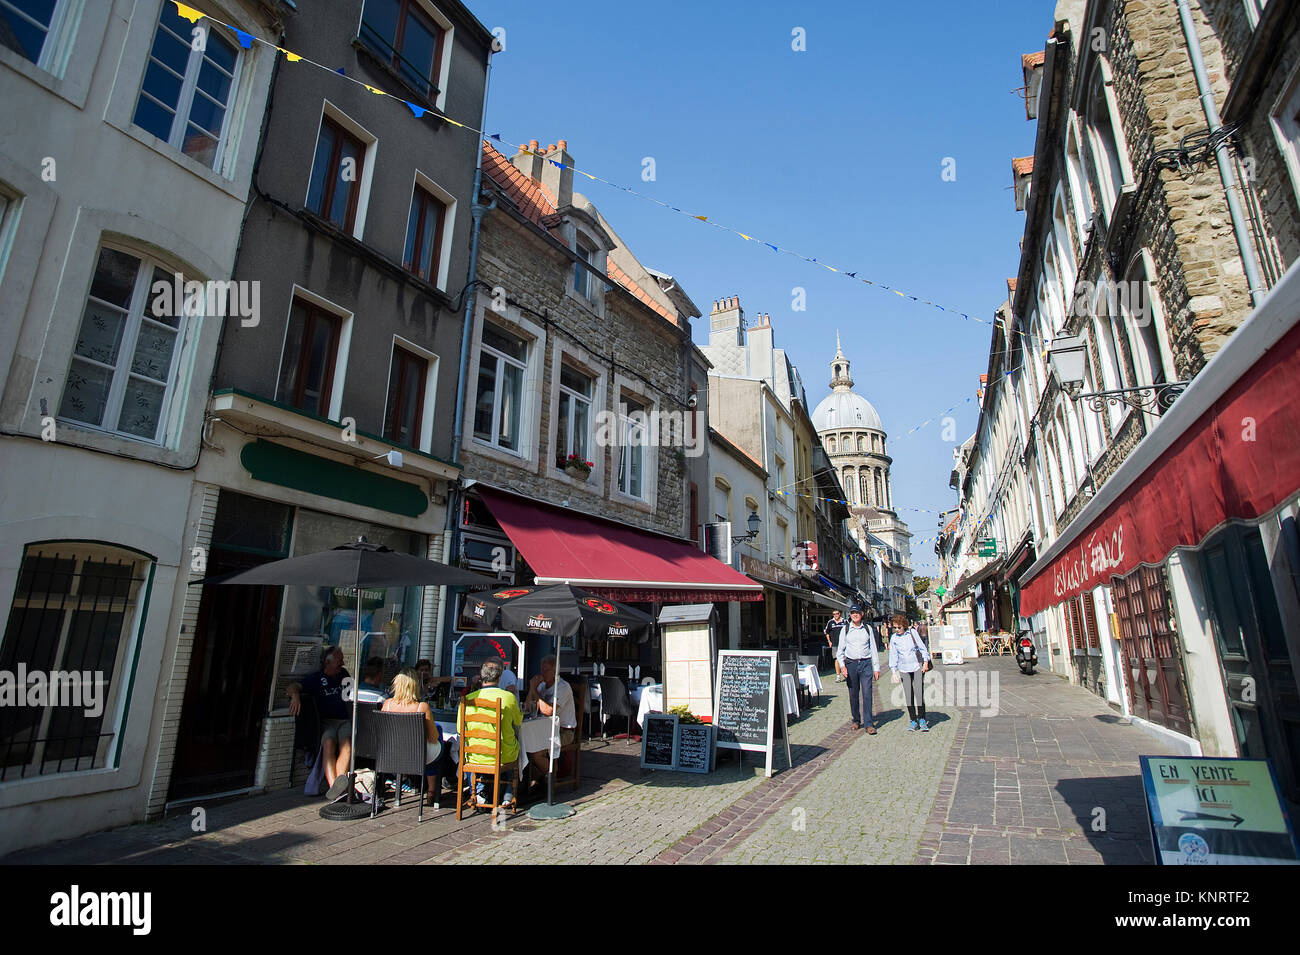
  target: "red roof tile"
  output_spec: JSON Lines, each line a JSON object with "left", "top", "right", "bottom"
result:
{"left": 1022, "top": 51, "right": 1045, "bottom": 69}
{"left": 481, "top": 141, "right": 559, "bottom": 228}
{"left": 1012, "top": 156, "right": 1034, "bottom": 176}
{"left": 1006, "top": 277, "right": 1017, "bottom": 295}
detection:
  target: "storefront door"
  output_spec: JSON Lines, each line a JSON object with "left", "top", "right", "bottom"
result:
{"left": 169, "top": 547, "right": 283, "bottom": 799}
{"left": 1112, "top": 565, "right": 1193, "bottom": 737}
{"left": 1198, "top": 525, "right": 1300, "bottom": 803}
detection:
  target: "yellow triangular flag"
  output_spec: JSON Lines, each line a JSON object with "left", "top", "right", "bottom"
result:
{"left": 365, "top": 85, "right": 386, "bottom": 96}
{"left": 278, "top": 48, "right": 302, "bottom": 62}
{"left": 445, "top": 119, "right": 464, "bottom": 128}
{"left": 173, "top": 1, "right": 205, "bottom": 23}
{"left": 738, "top": 233, "right": 752, "bottom": 241}
{"left": 693, "top": 215, "right": 707, "bottom": 221}
{"left": 893, "top": 289, "right": 905, "bottom": 297}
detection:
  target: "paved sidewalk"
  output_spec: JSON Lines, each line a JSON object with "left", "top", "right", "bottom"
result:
{"left": 913, "top": 656, "right": 1177, "bottom": 865}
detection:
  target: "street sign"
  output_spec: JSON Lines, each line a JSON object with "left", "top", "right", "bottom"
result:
{"left": 977, "top": 539, "right": 997, "bottom": 557}
{"left": 1139, "top": 756, "right": 1300, "bottom": 865}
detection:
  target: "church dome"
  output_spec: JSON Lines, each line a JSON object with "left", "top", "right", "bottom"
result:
{"left": 813, "top": 390, "right": 883, "bottom": 435}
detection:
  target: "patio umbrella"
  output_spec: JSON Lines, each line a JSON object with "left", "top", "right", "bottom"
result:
{"left": 459, "top": 584, "right": 654, "bottom": 819}
{"left": 460, "top": 584, "right": 654, "bottom": 642}
{"left": 190, "top": 538, "right": 493, "bottom": 820}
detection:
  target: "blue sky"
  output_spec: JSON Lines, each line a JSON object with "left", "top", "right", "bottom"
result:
{"left": 470, "top": 1, "right": 1056, "bottom": 575}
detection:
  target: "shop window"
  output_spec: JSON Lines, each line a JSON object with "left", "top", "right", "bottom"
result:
{"left": 58, "top": 246, "right": 194, "bottom": 444}
{"left": 277, "top": 297, "right": 342, "bottom": 417}
{"left": 306, "top": 114, "right": 368, "bottom": 234}
{"left": 0, "top": 542, "right": 149, "bottom": 781}
{"left": 132, "top": 2, "right": 241, "bottom": 170}
{"left": 383, "top": 345, "right": 428, "bottom": 448}
{"left": 555, "top": 363, "right": 593, "bottom": 471}
{"left": 473, "top": 322, "right": 527, "bottom": 453}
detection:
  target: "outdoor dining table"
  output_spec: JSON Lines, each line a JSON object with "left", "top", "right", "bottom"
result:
{"left": 632, "top": 683, "right": 663, "bottom": 728}
{"left": 797, "top": 663, "right": 823, "bottom": 698}
{"left": 778, "top": 673, "right": 800, "bottom": 718}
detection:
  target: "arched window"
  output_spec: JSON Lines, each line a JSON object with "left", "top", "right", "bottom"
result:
{"left": 1083, "top": 60, "right": 1131, "bottom": 224}
{"left": 1053, "top": 186, "right": 1077, "bottom": 305}
{"left": 860, "top": 472, "right": 872, "bottom": 506}
{"left": 857, "top": 435, "right": 866, "bottom": 452}
{"left": 1079, "top": 333, "right": 1105, "bottom": 459}
{"left": 1092, "top": 281, "right": 1129, "bottom": 436}
{"left": 1064, "top": 112, "right": 1094, "bottom": 237}
{"left": 874, "top": 470, "right": 883, "bottom": 507}
{"left": 827, "top": 436, "right": 837, "bottom": 453}
{"left": 1122, "top": 251, "right": 1175, "bottom": 400}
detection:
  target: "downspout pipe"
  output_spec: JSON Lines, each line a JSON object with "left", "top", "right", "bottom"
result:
{"left": 1176, "top": 0, "right": 1267, "bottom": 307}
{"left": 433, "top": 47, "right": 496, "bottom": 675}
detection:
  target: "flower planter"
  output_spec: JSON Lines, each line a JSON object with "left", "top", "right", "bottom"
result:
{"left": 564, "top": 465, "right": 590, "bottom": 482}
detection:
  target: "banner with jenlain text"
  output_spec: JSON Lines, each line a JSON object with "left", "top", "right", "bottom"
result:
{"left": 1019, "top": 319, "right": 1300, "bottom": 617}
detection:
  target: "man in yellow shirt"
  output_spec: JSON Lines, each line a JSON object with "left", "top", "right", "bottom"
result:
{"left": 459, "top": 659, "right": 522, "bottom": 807}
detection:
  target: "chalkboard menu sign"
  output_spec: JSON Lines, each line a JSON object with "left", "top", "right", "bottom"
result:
{"left": 675, "top": 723, "right": 714, "bottom": 773}
{"left": 713, "top": 650, "right": 790, "bottom": 777}
{"left": 640, "top": 713, "right": 678, "bottom": 770}
{"left": 715, "top": 652, "right": 774, "bottom": 748}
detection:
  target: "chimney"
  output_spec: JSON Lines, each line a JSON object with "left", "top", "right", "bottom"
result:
{"left": 511, "top": 139, "right": 543, "bottom": 182}
{"left": 709, "top": 295, "right": 744, "bottom": 348}
{"left": 540, "top": 140, "right": 574, "bottom": 209}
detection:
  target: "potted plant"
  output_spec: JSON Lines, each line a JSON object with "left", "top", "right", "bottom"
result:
{"left": 563, "top": 454, "right": 594, "bottom": 481}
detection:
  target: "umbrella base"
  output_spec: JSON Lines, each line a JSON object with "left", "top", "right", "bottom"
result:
{"left": 527, "top": 801, "right": 575, "bottom": 821}
{"left": 320, "top": 799, "right": 372, "bottom": 821}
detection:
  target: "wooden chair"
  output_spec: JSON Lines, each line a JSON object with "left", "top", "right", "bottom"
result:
{"left": 456, "top": 696, "right": 514, "bottom": 819}
{"left": 554, "top": 677, "right": 585, "bottom": 791}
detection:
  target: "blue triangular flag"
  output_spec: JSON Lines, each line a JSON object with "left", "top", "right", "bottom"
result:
{"left": 846, "top": 272, "right": 856, "bottom": 277}
{"left": 231, "top": 28, "right": 254, "bottom": 49}
{"left": 766, "top": 244, "right": 778, "bottom": 252}
{"left": 549, "top": 159, "right": 562, "bottom": 168}
{"left": 336, "top": 67, "right": 345, "bottom": 75}
{"left": 490, "top": 133, "right": 503, "bottom": 141}
{"left": 406, "top": 102, "right": 426, "bottom": 118}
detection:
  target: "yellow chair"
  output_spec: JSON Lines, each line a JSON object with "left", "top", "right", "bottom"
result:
{"left": 456, "top": 697, "right": 514, "bottom": 819}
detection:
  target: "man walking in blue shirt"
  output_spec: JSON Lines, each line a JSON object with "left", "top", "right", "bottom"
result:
{"left": 837, "top": 603, "right": 881, "bottom": 734}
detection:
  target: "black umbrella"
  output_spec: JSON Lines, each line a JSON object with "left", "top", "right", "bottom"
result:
{"left": 460, "top": 584, "right": 654, "bottom": 642}
{"left": 191, "top": 538, "right": 493, "bottom": 819}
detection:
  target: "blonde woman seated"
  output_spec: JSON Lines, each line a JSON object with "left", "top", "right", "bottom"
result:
{"left": 382, "top": 668, "right": 454, "bottom": 795}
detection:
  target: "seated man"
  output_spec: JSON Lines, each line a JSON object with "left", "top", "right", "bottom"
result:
{"left": 356, "top": 656, "right": 388, "bottom": 704}
{"left": 499, "top": 663, "right": 519, "bottom": 697}
{"left": 458, "top": 659, "right": 522, "bottom": 808}
{"left": 288, "top": 646, "right": 353, "bottom": 799}
{"left": 524, "top": 655, "right": 577, "bottom": 781}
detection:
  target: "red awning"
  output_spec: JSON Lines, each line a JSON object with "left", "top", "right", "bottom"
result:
{"left": 478, "top": 487, "right": 763, "bottom": 602}
{"left": 1019, "top": 274, "right": 1300, "bottom": 617}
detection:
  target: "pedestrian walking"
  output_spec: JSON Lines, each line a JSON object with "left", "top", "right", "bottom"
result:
{"left": 836, "top": 603, "right": 881, "bottom": 734}
{"left": 824, "top": 609, "right": 847, "bottom": 681}
{"left": 888, "top": 614, "right": 932, "bottom": 731}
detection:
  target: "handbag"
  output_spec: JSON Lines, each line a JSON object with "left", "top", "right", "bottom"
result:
{"left": 911, "top": 632, "right": 930, "bottom": 671}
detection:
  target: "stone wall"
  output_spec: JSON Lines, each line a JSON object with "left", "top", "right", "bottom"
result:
{"left": 464, "top": 207, "right": 690, "bottom": 539}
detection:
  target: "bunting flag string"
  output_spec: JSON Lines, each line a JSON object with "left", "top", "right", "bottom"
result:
{"left": 169, "top": 1, "right": 1000, "bottom": 331}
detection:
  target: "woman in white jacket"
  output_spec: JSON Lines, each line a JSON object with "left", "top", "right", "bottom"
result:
{"left": 887, "top": 614, "right": 932, "bottom": 732}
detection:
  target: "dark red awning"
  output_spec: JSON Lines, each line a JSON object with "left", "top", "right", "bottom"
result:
{"left": 478, "top": 487, "right": 763, "bottom": 602}
{"left": 1019, "top": 277, "right": 1300, "bottom": 617}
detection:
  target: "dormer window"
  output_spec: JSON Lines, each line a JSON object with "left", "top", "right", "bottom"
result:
{"left": 573, "top": 236, "right": 598, "bottom": 300}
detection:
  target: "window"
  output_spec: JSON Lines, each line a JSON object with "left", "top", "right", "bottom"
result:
{"left": 0, "top": 542, "right": 148, "bottom": 781}
{"left": 359, "top": 0, "right": 446, "bottom": 100}
{"left": 1083, "top": 61, "right": 1131, "bottom": 224}
{"left": 1064, "top": 113, "right": 1094, "bottom": 238}
{"left": 860, "top": 472, "right": 871, "bottom": 506}
{"left": 713, "top": 477, "right": 731, "bottom": 523}
{"left": 555, "top": 364, "right": 593, "bottom": 470}
{"left": 473, "top": 323, "right": 526, "bottom": 452}
{"left": 1079, "top": 336, "right": 1105, "bottom": 459}
{"left": 1053, "top": 188, "right": 1077, "bottom": 305}
{"left": 573, "top": 236, "right": 599, "bottom": 300}
{"left": 402, "top": 184, "right": 447, "bottom": 285}
{"left": 132, "top": 4, "right": 240, "bottom": 170}
{"left": 618, "top": 394, "right": 647, "bottom": 498}
{"left": 277, "top": 298, "right": 342, "bottom": 416}
{"left": 0, "top": 0, "right": 71, "bottom": 68}
{"left": 307, "top": 116, "right": 366, "bottom": 232}
{"left": 58, "top": 246, "right": 192, "bottom": 443}
{"left": 383, "top": 346, "right": 427, "bottom": 447}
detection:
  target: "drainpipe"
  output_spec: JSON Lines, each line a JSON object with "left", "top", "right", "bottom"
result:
{"left": 1176, "top": 0, "right": 1267, "bottom": 307}
{"left": 432, "top": 47, "right": 496, "bottom": 675}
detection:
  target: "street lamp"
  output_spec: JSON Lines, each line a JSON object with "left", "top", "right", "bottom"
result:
{"left": 1047, "top": 335, "right": 1188, "bottom": 414}
{"left": 731, "top": 511, "right": 761, "bottom": 544}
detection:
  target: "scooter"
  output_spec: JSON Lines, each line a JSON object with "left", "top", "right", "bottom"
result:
{"left": 1016, "top": 631, "right": 1037, "bottom": 675}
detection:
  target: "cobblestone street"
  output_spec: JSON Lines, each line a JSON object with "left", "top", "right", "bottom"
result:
{"left": 4, "top": 658, "right": 1174, "bottom": 865}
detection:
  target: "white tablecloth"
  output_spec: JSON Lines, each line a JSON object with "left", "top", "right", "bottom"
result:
{"left": 797, "top": 664, "right": 823, "bottom": 696}
{"left": 635, "top": 684, "right": 663, "bottom": 727}
{"left": 779, "top": 674, "right": 800, "bottom": 718}
{"left": 518, "top": 716, "right": 561, "bottom": 759}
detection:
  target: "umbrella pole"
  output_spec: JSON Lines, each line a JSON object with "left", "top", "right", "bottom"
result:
{"left": 528, "top": 633, "right": 573, "bottom": 820}
{"left": 320, "top": 583, "right": 377, "bottom": 820}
